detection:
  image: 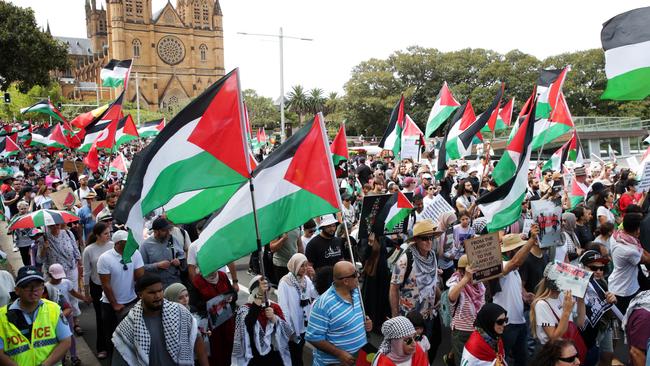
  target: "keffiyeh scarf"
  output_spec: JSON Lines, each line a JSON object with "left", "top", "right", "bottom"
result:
{"left": 112, "top": 299, "right": 197, "bottom": 366}
{"left": 410, "top": 246, "right": 437, "bottom": 302}
{"left": 378, "top": 316, "right": 415, "bottom": 363}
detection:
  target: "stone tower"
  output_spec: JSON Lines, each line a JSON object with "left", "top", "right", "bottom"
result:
{"left": 85, "top": 0, "right": 108, "bottom": 54}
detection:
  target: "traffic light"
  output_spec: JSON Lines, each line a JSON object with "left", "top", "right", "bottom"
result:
{"left": 3, "top": 93, "right": 9, "bottom": 104}
{"left": 57, "top": 102, "right": 62, "bottom": 110}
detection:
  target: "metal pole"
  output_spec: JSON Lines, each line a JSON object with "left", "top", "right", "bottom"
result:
{"left": 96, "top": 85, "right": 100, "bottom": 107}
{"left": 135, "top": 72, "right": 141, "bottom": 126}
{"left": 279, "top": 27, "right": 285, "bottom": 143}
{"left": 342, "top": 220, "right": 366, "bottom": 318}
{"left": 248, "top": 178, "right": 269, "bottom": 305}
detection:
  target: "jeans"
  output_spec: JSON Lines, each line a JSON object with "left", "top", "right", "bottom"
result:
{"left": 502, "top": 323, "right": 528, "bottom": 366}
{"left": 524, "top": 308, "right": 538, "bottom": 357}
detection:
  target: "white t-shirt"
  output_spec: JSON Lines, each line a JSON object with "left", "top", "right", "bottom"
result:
{"left": 534, "top": 297, "right": 563, "bottom": 345}
{"left": 609, "top": 240, "right": 643, "bottom": 296}
{"left": 302, "top": 235, "right": 315, "bottom": 253}
{"left": 492, "top": 261, "right": 525, "bottom": 324}
{"left": 596, "top": 206, "right": 615, "bottom": 226}
{"left": 51, "top": 279, "right": 74, "bottom": 305}
{"left": 187, "top": 241, "right": 228, "bottom": 274}
{"left": 97, "top": 249, "right": 144, "bottom": 304}
{"left": 0, "top": 270, "right": 15, "bottom": 307}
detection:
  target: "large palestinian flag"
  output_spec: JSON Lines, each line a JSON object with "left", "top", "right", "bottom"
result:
{"left": 138, "top": 118, "right": 165, "bottom": 138}
{"left": 480, "top": 97, "right": 514, "bottom": 134}
{"left": 379, "top": 95, "right": 405, "bottom": 158}
{"left": 477, "top": 88, "right": 537, "bottom": 232}
{"left": 531, "top": 68, "right": 571, "bottom": 149}
{"left": 425, "top": 81, "right": 460, "bottom": 138}
{"left": 30, "top": 126, "right": 66, "bottom": 149}
{"left": 402, "top": 114, "right": 425, "bottom": 147}
{"left": 114, "top": 69, "right": 252, "bottom": 262}
{"left": 114, "top": 115, "right": 140, "bottom": 147}
{"left": 78, "top": 90, "right": 125, "bottom": 152}
{"left": 601, "top": 7, "right": 650, "bottom": 100}
{"left": 378, "top": 191, "right": 413, "bottom": 232}
{"left": 101, "top": 59, "right": 132, "bottom": 88}
{"left": 191, "top": 113, "right": 341, "bottom": 275}
{"left": 20, "top": 100, "right": 67, "bottom": 122}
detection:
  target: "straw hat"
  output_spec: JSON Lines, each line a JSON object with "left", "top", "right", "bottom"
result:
{"left": 501, "top": 233, "right": 527, "bottom": 253}
{"left": 457, "top": 254, "right": 469, "bottom": 268}
{"left": 408, "top": 219, "right": 441, "bottom": 240}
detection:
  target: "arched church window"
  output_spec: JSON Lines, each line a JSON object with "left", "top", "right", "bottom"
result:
{"left": 133, "top": 39, "right": 141, "bottom": 58}
{"left": 125, "top": 0, "right": 133, "bottom": 15}
{"left": 194, "top": 3, "right": 201, "bottom": 23}
{"left": 199, "top": 44, "right": 207, "bottom": 62}
{"left": 135, "top": 0, "right": 143, "bottom": 16}
{"left": 202, "top": 3, "right": 209, "bottom": 23}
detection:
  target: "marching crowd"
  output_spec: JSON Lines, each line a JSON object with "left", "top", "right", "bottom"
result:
{"left": 0, "top": 135, "right": 648, "bottom": 366}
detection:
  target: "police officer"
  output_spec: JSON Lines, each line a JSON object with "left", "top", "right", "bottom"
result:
{"left": 0, "top": 266, "right": 72, "bottom": 366}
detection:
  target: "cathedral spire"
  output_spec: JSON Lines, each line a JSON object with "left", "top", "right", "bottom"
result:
{"left": 214, "top": 0, "right": 222, "bottom": 15}
{"left": 46, "top": 20, "right": 51, "bottom": 35}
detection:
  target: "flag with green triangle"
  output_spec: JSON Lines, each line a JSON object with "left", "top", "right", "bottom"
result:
{"left": 425, "top": 82, "right": 460, "bottom": 138}
{"left": 379, "top": 191, "right": 414, "bottom": 232}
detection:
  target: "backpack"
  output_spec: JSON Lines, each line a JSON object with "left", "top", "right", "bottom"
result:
{"left": 388, "top": 247, "right": 414, "bottom": 289}
{"left": 438, "top": 289, "right": 458, "bottom": 328}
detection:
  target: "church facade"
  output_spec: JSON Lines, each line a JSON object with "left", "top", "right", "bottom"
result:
{"left": 56, "top": 0, "right": 225, "bottom": 112}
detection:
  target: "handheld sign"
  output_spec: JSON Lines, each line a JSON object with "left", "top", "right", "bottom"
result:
{"left": 464, "top": 233, "right": 503, "bottom": 283}
{"left": 638, "top": 162, "right": 650, "bottom": 193}
{"left": 532, "top": 199, "right": 563, "bottom": 248}
{"left": 547, "top": 261, "right": 593, "bottom": 298}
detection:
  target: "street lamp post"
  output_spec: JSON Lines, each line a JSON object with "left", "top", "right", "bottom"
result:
{"left": 237, "top": 28, "right": 313, "bottom": 143}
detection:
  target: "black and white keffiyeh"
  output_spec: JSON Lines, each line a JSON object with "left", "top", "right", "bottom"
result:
{"left": 378, "top": 316, "right": 416, "bottom": 354}
{"left": 112, "top": 299, "right": 197, "bottom": 366}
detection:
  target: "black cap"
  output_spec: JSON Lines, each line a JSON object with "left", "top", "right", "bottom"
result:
{"left": 151, "top": 216, "right": 171, "bottom": 230}
{"left": 16, "top": 266, "right": 45, "bottom": 287}
{"left": 136, "top": 272, "right": 162, "bottom": 293}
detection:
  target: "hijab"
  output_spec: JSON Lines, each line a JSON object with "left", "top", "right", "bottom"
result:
{"left": 562, "top": 212, "right": 580, "bottom": 248}
{"left": 280, "top": 253, "right": 308, "bottom": 297}
{"left": 475, "top": 303, "right": 507, "bottom": 344}
{"left": 163, "top": 282, "right": 187, "bottom": 305}
{"left": 378, "top": 316, "right": 416, "bottom": 363}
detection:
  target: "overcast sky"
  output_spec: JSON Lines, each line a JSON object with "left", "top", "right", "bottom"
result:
{"left": 10, "top": 0, "right": 649, "bottom": 99}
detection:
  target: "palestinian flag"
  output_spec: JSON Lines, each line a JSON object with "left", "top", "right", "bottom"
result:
{"left": 20, "top": 100, "right": 67, "bottom": 122}
{"left": 71, "top": 103, "right": 109, "bottom": 129}
{"left": 601, "top": 7, "right": 650, "bottom": 100}
{"left": 330, "top": 123, "right": 349, "bottom": 167}
{"left": 0, "top": 136, "right": 20, "bottom": 157}
{"left": 242, "top": 104, "right": 258, "bottom": 170}
{"left": 566, "top": 129, "right": 584, "bottom": 163}
{"left": 402, "top": 114, "right": 425, "bottom": 147}
{"left": 192, "top": 113, "right": 340, "bottom": 275}
{"left": 16, "top": 123, "right": 31, "bottom": 146}
{"left": 569, "top": 178, "right": 589, "bottom": 208}
{"left": 446, "top": 84, "right": 503, "bottom": 161}
{"left": 30, "top": 126, "right": 64, "bottom": 149}
{"left": 138, "top": 118, "right": 165, "bottom": 138}
{"left": 531, "top": 68, "right": 571, "bottom": 149}
{"left": 114, "top": 115, "right": 140, "bottom": 147}
{"left": 460, "top": 330, "right": 505, "bottom": 366}
{"left": 435, "top": 102, "right": 467, "bottom": 180}
{"left": 110, "top": 152, "right": 129, "bottom": 173}
{"left": 101, "top": 59, "right": 132, "bottom": 88}
{"left": 477, "top": 88, "right": 537, "bottom": 232}
{"left": 257, "top": 127, "right": 267, "bottom": 144}
{"left": 480, "top": 97, "right": 514, "bottom": 134}
{"left": 113, "top": 69, "right": 252, "bottom": 262}
{"left": 379, "top": 191, "right": 413, "bottom": 232}
{"left": 50, "top": 124, "right": 72, "bottom": 148}
{"left": 378, "top": 95, "right": 405, "bottom": 158}
{"left": 425, "top": 81, "right": 460, "bottom": 138}
{"left": 78, "top": 90, "right": 125, "bottom": 152}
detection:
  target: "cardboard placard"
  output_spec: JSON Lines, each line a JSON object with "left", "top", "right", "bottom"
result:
{"left": 532, "top": 199, "right": 563, "bottom": 248}
{"left": 464, "top": 233, "right": 503, "bottom": 283}
{"left": 420, "top": 194, "right": 455, "bottom": 223}
{"left": 546, "top": 261, "right": 593, "bottom": 298}
{"left": 63, "top": 160, "right": 85, "bottom": 175}
{"left": 358, "top": 192, "right": 413, "bottom": 239}
{"left": 49, "top": 187, "right": 80, "bottom": 210}
{"left": 638, "top": 162, "right": 650, "bottom": 193}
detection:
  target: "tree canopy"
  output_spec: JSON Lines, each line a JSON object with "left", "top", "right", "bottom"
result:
{"left": 0, "top": 2, "right": 69, "bottom": 92}
{"left": 342, "top": 46, "right": 650, "bottom": 136}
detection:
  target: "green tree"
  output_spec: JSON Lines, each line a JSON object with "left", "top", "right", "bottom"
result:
{"left": 243, "top": 89, "right": 279, "bottom": 128}
{"left": 0, "top": 82, "right": 63, "bottom": 121}
{"left": 286, "top": 85, "right": 309, "bottom": 125}
{"left": 0, "top": 2, "right": 69, "bottom": 92}
{"left": 307, "top": 88, "right": 325, "bottom": 115}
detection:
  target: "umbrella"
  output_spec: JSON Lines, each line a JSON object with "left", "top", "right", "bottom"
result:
{"left": 8, "top": 209, "right": 80, "bottom": 231}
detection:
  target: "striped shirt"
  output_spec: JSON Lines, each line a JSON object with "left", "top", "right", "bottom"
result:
{"left": 306, "top": 285, "right": 367, "bottom": 366}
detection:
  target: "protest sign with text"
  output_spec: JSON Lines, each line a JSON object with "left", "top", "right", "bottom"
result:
{"left": 464, "top": 233, "right": 503, "bottom": 283}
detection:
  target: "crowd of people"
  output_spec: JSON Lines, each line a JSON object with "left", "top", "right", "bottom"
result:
{"left": 0, "top": 131, "right": 648, "bottom": 366}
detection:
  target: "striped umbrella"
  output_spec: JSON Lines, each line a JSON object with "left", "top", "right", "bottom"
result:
{"left": 8, "top": 209, "right": 80, "bottom": 231}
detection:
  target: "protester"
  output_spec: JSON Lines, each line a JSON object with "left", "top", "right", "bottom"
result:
{"left": 111, "top": 273, "right": 209, "bottom": 366}
{"left": 12, "top": 201, "right": 34, "bottom": 266}
{"left": 140, "top": 216, "right": 186, "bottom": 289}
{"left": 232, "top": 276, "right": 293, "bottom": 365}
{"left": 305, "top": 214, "right": 347, "bottom": 271}
{"left": 460, "top": 303, "right": 507, "bottom": 366}
{"left": 372, "top": 315, "right": 429, "bottom": 366}
{"left": 529, "top": 339, "right": 581, "bottom": 366}
{"left": 270, "top": 227, "right": 302, "bottom": 281}
{"left": 390, "top": 219, "right": 443, "bottom": 362}
{"left": 0, "top": 266, "right": 72, "bottom": 365}
{"left": 307, "top": 261, "right": 372, "bottom": 366}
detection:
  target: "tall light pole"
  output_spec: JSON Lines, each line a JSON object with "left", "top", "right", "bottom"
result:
{"left": 237, "top": 28, "right": 313, "bottom": 143}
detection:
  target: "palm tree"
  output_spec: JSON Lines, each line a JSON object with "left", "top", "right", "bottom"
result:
{"left": 307, "top": 88, "right": 326, "bottom": 114}
{"left": 324, "top": 91, "right": 340, "bottom": 116}
{"left": 286, "top": 85, "right": 309, "bottom": 125}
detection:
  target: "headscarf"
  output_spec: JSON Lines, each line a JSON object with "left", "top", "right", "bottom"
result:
{"left": 562, "top": 212, "right": 580, "bottom": 250}
{"left": 447, "top": 271, "right": 485, "bottom": 316}
{"left": 280, "top": 253, "right": 308, "bottom": 296}
{"left": 474, "top": 303, "right": 507, "bottom": 347}
{"left": 437, "top": 212, "right": 457, "bottom": 231}
{"left": 378, "top": 316, "right": 416, "bottom": 363}
{"left": 163, "top": 282, "right": 187, "bottom": 304}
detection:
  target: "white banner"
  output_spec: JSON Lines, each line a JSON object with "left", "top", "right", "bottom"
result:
{"left": 420, "top": 194, "right": 455, "bottom": 223}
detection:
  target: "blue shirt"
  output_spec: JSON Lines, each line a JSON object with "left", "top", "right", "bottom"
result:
{"left": 0, "top": 299, "right": 72, "bottom": 350}
{"left": 77, "top": 205, "right": 95, "bottom": 241}
{"left": 306, "top": 286, "right": 367, "bottom": 366}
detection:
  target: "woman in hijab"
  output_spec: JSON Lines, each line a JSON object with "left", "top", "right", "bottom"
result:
{"left": 192, "top": 270, "right": 237, "bottom": 366}
{"left": 372, "top": 316, "right": 429, "bottom": 366}
{"left": 437, "top": 211, "right": 458, "bottom": 286}
{"left": 559, "top": 212, "right": 580, "bottom": 262}
{"left": 232, "top": 276, "right": 293, "bottom": 366}
{"left": 460, "top": 303, "right": 507, "bottom": 366}
{"left": 277, "top": 253, "right": 318, "bottom": 366}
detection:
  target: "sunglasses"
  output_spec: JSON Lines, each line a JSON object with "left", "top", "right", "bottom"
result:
{"left": 495, "top": 317, "right": 509, "bottom": 325}
{"left": 403, "top": 336, "right": 417, "bottom": 346}
{"left": 558, "top": 354, "right": 578, "bottom": 363}
{"left": 588, "top": 265, "right": 606, "bottom": 272}
{"left": 337, "top": 271, "right": 360, "bottom": 280}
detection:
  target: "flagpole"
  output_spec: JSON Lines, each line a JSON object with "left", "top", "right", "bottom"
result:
{"left": 342, "top": 220, "right": 366, "bottom": 318}
{"left": 248, "top": 178, "right": 267, "bottom": 305}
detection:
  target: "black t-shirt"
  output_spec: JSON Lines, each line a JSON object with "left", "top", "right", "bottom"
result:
{"left": 575, "top": 223, "right": 595, "bottom": 248}
{"left": 3, "top": 190, "right": 18, "bottom": 217}
{"left": 519, "top": 252, "right": 549, "bottom": 294}
{"left": 355, "top": 164, "right": 372, "bottom": 185}
{"left": 305, "top": 234, "right": 346, "bottom": 270}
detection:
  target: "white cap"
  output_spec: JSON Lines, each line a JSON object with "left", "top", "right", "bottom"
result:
{"left": 112, "top": 230, "right": 129, "bottom": 243}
